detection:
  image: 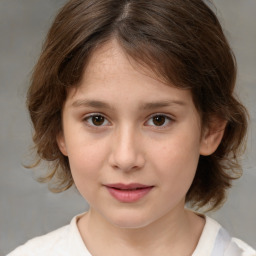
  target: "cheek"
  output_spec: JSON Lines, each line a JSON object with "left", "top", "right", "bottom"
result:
{"left": 151, "top": 132, "right": 200, "bottom": 189}
{"left": 67, "top": 144, "right": 106, "bottom": 204}
{"left": 67, "top": 139, "right": 108, "bottom": 186}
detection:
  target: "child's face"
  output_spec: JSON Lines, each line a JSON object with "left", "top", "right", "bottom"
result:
{"left": 57, "top": 40, "right": 208, "bottom": 228}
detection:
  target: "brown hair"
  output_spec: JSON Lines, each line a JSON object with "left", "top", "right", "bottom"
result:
{"left": 28, "top": 0, "right": 248, "bottom": 210}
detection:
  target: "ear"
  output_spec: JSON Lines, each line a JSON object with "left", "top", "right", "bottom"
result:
{"left": 200, "top": 117, "right": 227, "bottom": 156}
{"left": 56, "top": 132, "right": 68, "bottom": 156}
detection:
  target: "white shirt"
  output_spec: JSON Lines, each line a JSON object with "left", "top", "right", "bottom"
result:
{"left": 8, "top": 213, "right": 256, "bottom": 256}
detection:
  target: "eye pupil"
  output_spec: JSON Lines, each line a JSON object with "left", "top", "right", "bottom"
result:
{"left": 92, "top": 116, "right": 105, "bottom": 126}
{"left": 153, "top": 116, "right": 166, "bottom": 126}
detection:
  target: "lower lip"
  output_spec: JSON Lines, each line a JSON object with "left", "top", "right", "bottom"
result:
{"left": 106, "top": 187, "right": 153, "bottom": 203}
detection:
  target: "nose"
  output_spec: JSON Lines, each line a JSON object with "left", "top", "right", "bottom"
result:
{"left": 108, "top": 126, "right": 145, "bottom": 172}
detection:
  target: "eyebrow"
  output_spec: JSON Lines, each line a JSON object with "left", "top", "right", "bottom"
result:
{"left": 71, "top": 99, "right": 186, "bottom": 110}
{"left": 72, "top": 99, "right": 111, "bottom": 109}
{"left": 141, "top": 100, "right": 186, "bottom": 110}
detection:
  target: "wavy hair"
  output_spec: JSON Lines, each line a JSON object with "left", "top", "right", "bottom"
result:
{"left": 27, "top": 0, "right": 248, "bottom": 210}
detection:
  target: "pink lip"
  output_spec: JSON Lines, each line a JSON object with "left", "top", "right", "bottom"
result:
{"left": 105, "top": 183, "right": 154, "bottom": 203}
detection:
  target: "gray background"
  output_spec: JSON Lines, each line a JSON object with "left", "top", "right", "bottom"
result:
{"left": 0, "top": 0, "right": 255, "bottom": 255}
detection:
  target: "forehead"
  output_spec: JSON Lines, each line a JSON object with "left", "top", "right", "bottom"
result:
{"left": 66, "top": 39, "right": 194, "bottom": 110}
{"left": 82, "top": 39, "right": 153, "bottom": 84}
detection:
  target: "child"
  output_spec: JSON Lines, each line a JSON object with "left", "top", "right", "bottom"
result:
{"left": 8, "top": 0, "right": 256, "bottom": 255}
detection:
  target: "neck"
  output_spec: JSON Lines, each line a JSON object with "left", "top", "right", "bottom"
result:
{"left": 77, "top": 206, "right": 205, "bottom": 256}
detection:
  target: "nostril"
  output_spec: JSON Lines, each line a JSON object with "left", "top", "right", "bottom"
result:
{"left": 108, "top": 134, "right": 145, "bottom": 171}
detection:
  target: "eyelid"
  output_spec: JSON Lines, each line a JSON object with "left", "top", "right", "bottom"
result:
{"left": 144, "top": 113, "right": 175, "bottom": 128}
{"left": 82, "top": 113, "right": 111, "bottom": 127}
{"left": 81, "top": 112, "right": 175, "bottom": 129}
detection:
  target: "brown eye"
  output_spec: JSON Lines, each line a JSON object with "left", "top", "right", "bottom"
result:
{"left": 85, "top": 114, "right": 109, "bottom": 127}
{"left": 145, "top": 114, "right": 172, "bottom": 128}
{"left": 92, "top": 115, "right": 105, "bottom": 126}
{"left": 152, "top": 115, "right": 167, "bottom": 126}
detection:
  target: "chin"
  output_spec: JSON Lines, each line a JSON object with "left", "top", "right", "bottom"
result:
{"left": 105, "top": 210, "right": 155, "bottom": 229}
{"left": 112, "top": 220, "right": 151, "bottom": 230}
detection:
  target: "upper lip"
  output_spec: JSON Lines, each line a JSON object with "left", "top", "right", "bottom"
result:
{"left": 105, "top": 183, "right": 153, "bottom": 190}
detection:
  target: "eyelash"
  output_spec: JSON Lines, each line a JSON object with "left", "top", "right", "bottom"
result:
{"left": 83, "top": 113, "right": 111, "bottom": 127}
{"left": 145, "top": 113, "right": 174, "bottom": 128}
{"left": 82, "top": 113, "right": 174, "bottom": 129}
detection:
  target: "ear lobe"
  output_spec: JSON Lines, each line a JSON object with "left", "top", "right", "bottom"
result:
{"left": 200, "top": 118, "right": 227, "bottom": 156}
{"left": 56, "top": 132, "right": 68, "bottom": 156}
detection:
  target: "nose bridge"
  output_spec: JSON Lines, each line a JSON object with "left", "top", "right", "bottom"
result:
{"left": 109, "top": 123, "right": 145, "bottom": 171}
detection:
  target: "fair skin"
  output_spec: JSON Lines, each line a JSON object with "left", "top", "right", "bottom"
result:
{"left": 57, "top": 39, "right": 225, "bottom": 256}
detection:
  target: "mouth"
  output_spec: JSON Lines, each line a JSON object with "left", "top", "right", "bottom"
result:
{"left": 105, "top": 183, "right": 154, "bottom": 203}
